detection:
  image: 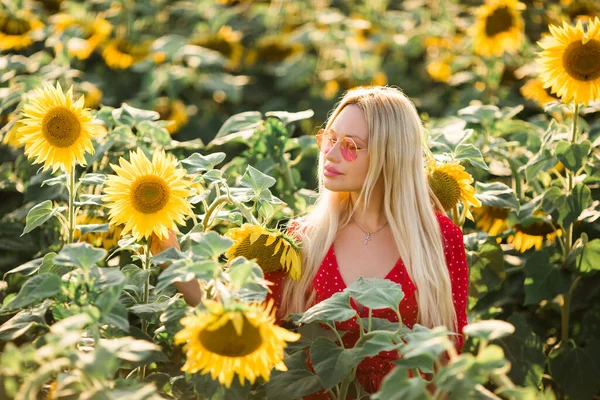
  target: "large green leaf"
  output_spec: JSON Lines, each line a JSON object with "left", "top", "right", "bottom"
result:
{"left": 371, "top": 366, "right": 427, "bottom": 400}
{"left": 265, "top": 351, "right": 324, "bottom": 400}
{"left": 240, "top": 165, "right": 277, "bottom": 198}
{"left": 555, "top": 140, "right": 591, "bottom": 173}
{"left": 467, "top": 241, "right": 505, "bottom": 298}
{"left": 189, "top": 231, "right": 234, "bottom": 260}
{"left": 298, "top": 291, "right": 357, "bottom": 324}
{"left": 21, "top": 200, "right": 63, "bottom": 235}
{"left": 309, "top": 337, "right": 363, "bottom": 390}
{"left": 454, "top": 143, "right": 489, "bottom": 171}
{"left": 523, "top": 251, "right": 571, "bottom": 305}
{"left": 1, "top": 273, "right": 62, "bottom": 311}
{"left": 463, "top": 320, "right": 514, "bottom": 341}
{"left": 54, "top": 242, "right": 107, "bottom": 271}
{"left": 180, "top": 152, "right": 226, "bottom": 173}
{"left": 156, "top": 260, "right": 219, "bottom": 291}
{"left": 576, "top": 239, "right": 600, "bottom": 275}
{"left": 345, "top": 277, "right": 405, "bottom": 312}
{"left": 549, "top": 340, "right": 600, "bottom": 400}
{"left": 497, "top": 313, "right": 545, "bottom": 387}
{"left": 474, "top": 182, "right": 519, "bottom": 210}
{"left": 0, "top": 299, "right": 52, "bottom": 340}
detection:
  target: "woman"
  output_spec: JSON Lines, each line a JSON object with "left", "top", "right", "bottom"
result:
{"left": 154, "top": 86, "right": 469, "bottom": 397}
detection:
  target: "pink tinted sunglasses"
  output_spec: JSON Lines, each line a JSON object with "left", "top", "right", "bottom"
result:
{"left": 315, "top": 128, "right": 368, "bottom": 162}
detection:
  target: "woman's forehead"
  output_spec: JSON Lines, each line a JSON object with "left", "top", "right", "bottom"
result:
{"left": 331, "top": 106, "right": 368, "bottom": 143}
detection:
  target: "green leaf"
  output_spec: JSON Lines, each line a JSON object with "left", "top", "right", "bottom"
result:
{"left": 21, "top": 200, "right": 63, "bottom": 236}
{"left": 555, "top": 140, "right": 591, "bottom": 172}
{"left": 137, "top": 120, "right": 171, "bottom": 146}
{"left": 156, "top": 260, "right": 219, "bottom": 291}
{"left": 151, "top": 247, "right": 188, "bottom": 265}
{"left": 576, "top": 239, "right": 600, "bottom": 275}
{"left": 1, "top": 274, "right": 62, "bottom": 311}
{"left": 298, "top": 291, "right": 357, "bottom": 324}
{"left": 189, "top": 231, "right": 234, "bottom": 260}
{"left": 266, "top": 351, "right": 323, "bottom": 400}
{"left": 214, "top": 111, "right": 262, "bottom": 139}
{"left": 345, "top": 277, "right": 405, "bottom": 311}
{"left": 457, "top": 104, "right": 499, "bottom": 124}
{"left": 54, "top": 242, "right": 107, "bottom": 271}
{"left": 265, "top": 109, "right": 314, "bottom": 125}
{"left": 76, "top": 223, "right": 109, "bottom": 235}
{"left": 549, "top": 340, "right": 600, "bottom": 400}
{"left": 4, "top": 257, "right": 44, "bottom": 278}
{"left": 463, "top": 320, "right": 514, "bottom": 341}
{"left": 371, "top": 366, "right": 427, "bottom": 400}
{"left": 497, "top": 313, "right": 545, "bottom": 387}
{"left": 180, "top": 152, "right": 226, "bottom": 173}
{"left": 101, "top": 337, "right": 168, "bottom": 363}
{"left": 542, "top": 187, "right": 566, "bottom": 216}
{"left": 78, "top": 173, "right": 107, "bottom": 185}
{"left": 41, "top": 174, "right": 67, "bottom": 187}
{"left": 112, "top": 103, "right": 159, "bottom": 126}
{"left": 309, "top": 337, "right": 363, "bottom": 390}
{"left": 74, "top": 194, "right": 103, "bottom": 206}
{"left": 454, "top": 143, "right": 489, "bottom": 171}
{"left": 475, "top": 182, "right": 519, "bottom": 210}
{"left": 467, "top": 241, "right": 505, "bottom": 297}
{"left": 240, "top": 165, "right": 277, "bottom": 198}
{"left": 0, "top": 299, "right": 52, "bottom": 340}
{"left": 228, "top": 257, "right": 263, "bottom": 287}
{"left": 524, "top": 250, "right": 571, "bottom": 305}
{"left": 560, "top": 184, "right": 591, "bottom": 227}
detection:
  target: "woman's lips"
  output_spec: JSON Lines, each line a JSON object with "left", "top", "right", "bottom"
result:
{"left": 324, "top": 166, "right": 343, "bottom": 177}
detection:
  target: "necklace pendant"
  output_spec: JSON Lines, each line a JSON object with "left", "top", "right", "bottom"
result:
{"left": 364, "top": 232, "right": 371, "bottom": 245}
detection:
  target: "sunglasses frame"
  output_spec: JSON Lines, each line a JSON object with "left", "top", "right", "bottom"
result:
{"left": 315, "top": 128, "right": 368, "bottom": 163}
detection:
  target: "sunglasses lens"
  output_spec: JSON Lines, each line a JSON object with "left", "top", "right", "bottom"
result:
{"left": 341, "top": 138, "right": 357, "bottom": 162}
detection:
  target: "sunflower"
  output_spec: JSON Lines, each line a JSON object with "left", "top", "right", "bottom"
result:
{"left": 190, "top": 25, "right": 244, "bottom": 69}
{"left": 427, "top": 57, "right": 453, "bottom": 83}
{"left": 225, "top": 224, "right": 302, "bottom": 281}
{"left": 74, "top": 213, "right": 123, "bottom": 250}
{"left": 508, "top": 212, "right": 561, "bottom": 252}
{"left": 246, "top": 35, "right": 303, "bottom": 66}
{"left": 322, "top": 80, "right": 340, "bottom": 99}
{"left": 17, "top": 82, "right": 102, "bottom": 172}
{"left": 2, "top": 115, "right": 25, "bottom": 149}
{"left": 562, "top": 0, "right": 599, "bottom": 23}
{"left": 473, "top": 206, "right": 509, "bottom": 236}
{"left": 471, "top": 0, "right": 526, "bottom": 57}
{"left": 153, "top": 97, "right": 188, "bottom": 135}
{"left": 78, "top": 82, "right": 103, "bottom": 109}
{"left": 427, "top": 158, "right": 482, "bottom": 220}
{"left": 174, "top": 299, "right": 300, "bottom": 388}
{"left": 537, "top": 17, "right": 600, "bottom": 106}
{"left": 0, "top": 11, "right": 44, "bottom": 51}
{"left": 520, "top": 77, "right": 560, "bottom": 107}
{"left": 102, "top": 38, "right": 152, "bottom": 69}
{"left": 102, "top": 148, "right": 193, "bottom": 241}
{"left": 52, "top": 13, "right": 112, "bottom": 60}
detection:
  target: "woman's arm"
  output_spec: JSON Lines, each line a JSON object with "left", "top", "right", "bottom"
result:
{"left": 151, "top": 230, "right": 202, "bottom": 307}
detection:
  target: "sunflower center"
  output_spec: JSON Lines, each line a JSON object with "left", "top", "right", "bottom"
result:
{"left": 1, "top": 16, "right": 32, "bottom": 35}
{"left": 234, "top": 234, "right": 285, "bottom": 273}
{"left": 42, "top": 106, "right": 81, "bottom": 148}
{"left": 484, "top": 6, "right": 514, "bottom": 37}
{"left": 130, "top": 175, "right": 170, "bottom": 214}
{"left": 429, "top": 170, "right": 461, "bottom": 211}
{"left": 515, "top": 220, "right": 555, "bottom": 236}
{"left": 563, "top": 39, "right": 600, "bottom": 81}
{"left": 199, "top": 315, "right": 263, "bottom": 357}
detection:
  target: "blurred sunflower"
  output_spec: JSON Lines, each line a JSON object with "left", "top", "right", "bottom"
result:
{"left": 562, "top": 0, "right": 599, "bottom": 23}
{"left": 190, "top": 25, "right": 243, "bottom": 69}
{"left": 322, "top": 80, "right": 340, "bottom": 99}
{"left": 520, "top": 77, "right": 560, "bottom": 107}
{"left": 471, "top": 0, "right": 526, "bottom": 56}
{"left": 102, "top": 149, "right": 193, "bottom": 241}
{"left": 102, "top": 37, "right": 153, "bottom": 69}
{"left": 427, "top": 158, "right": 482, "bottom": 220}
{"left": 18, "top": 82, "right": 102, "bottom": 172}
{"left": 174, "top": 299, "right": 300, "bottom": 388}
{"left": 246, "top": 35, "right": 303, "bottom": 66}
{"left": 2, "top": 115, "right": 24, "bottom": 149}
{"left": 537, "top": 17, "right": 600, "bottom": 106}
{"left": 508, "top": 212, "right": 561, "bottom": 252}
{"left": 225, "top": 224, "right": 302, "bottom": 281}
{"left": 52, "top": 12, "right": 112, "bottom": 60}
{"left": 78, "top": 82, "right": 103, "bottom": 109}
{"left": 153, "top": 97, "right": 188, "bottom": 135}
{"left": 0, "top": 10, "right": 44, "bottom": 51}
{"left": 37, "top": 0, "right": 64, "bottom": 14}
{"left": 473, "top": 206, "right": 509, "bottom": 236}
{"left": 427, "top": 57, "right": 453, "bottom": 83}
{"left": 74, "top": 213, "right": 123, "bottom": 250}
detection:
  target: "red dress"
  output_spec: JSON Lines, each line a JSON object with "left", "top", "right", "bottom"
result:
{"left": 264, "top": 212, "right": 469, "bottom": 398}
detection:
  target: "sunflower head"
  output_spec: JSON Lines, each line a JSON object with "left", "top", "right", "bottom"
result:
{"left": 508, "top": 212, "right": 561, "bottom": 252}
{"left": 102, "top": 37, "right": 152, "bottom": 69}
{"left": 174, "top": 299, "right": 300, "bottom": 388}
{"left": 52, "top": 13, "right": 112, "bottom": 60}
{"left": 473, "top": 206, "right": 509, "bottom": 236}
{"left": 427, "top": 158, "right": 482, "bottom": 220}
{"left": 520, "top": 77, "right": 560, "bottom": 107}
{"left": 2, "top": 114, "right": 25, "bottom": 149}
{"left": 74, "top": 213, "right": 123, "bottom": 250}
{"left": 427, "top": 57, "right": 453, "bottom": 83}
{"left": 190, "top": 25, "right": 244, "bottom": 69}
{"left": 102, "top": 148, "right": 193, "bottom": 241}
{"left": 18, "top": 82, "right": 102, "bottom": 172}
{"left": 0, "top": 10, "right": 44, "bottom": 51}
{"left": 153, "top": 97, "right": 188, "bottom": 134}
{"left": 537, "top": 17, "right": 600, "bottom": 106}
{"left": 254, "top": 35, "right": 304, "bottom": 64}
{"left": 78, "top": 82, "right": 103, "bottom": 109}
{"left": 471, "top": 0, "right": 526, "bottom": 57}
{"left": 225, "top": 224, "right": 302, "bottom": 281}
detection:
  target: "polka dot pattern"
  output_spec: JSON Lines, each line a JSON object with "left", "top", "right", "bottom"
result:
{"left": 263, "top": 212, "right": 469, "bottom": 398}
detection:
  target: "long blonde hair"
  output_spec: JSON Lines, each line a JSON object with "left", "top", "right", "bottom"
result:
{"left": 279, "top": 86, "right": 457, "bottom": 334}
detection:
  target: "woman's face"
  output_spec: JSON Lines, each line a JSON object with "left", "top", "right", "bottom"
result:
{"left": 322, "top": 104, "right": 370, "bottom": 192}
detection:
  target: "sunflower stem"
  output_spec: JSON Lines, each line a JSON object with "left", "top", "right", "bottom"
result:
{"left": 67, "top": 165, "right": 77, "bottom": 244}
{"left": 560, "top": 102, "right": 580, "bottom": 344}
{"left": 451, "top": 204, "right": 460, "bottom": 227}
{"left": 140, "top": 237, "right": 152, "bottom": 379}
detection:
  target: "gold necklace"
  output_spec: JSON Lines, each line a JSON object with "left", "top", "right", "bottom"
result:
{"left": 351, "top": 217, "right": 388, "bottom": 245}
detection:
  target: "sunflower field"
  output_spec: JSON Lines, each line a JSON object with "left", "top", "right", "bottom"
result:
{"left": 1, "top": 0, "right": 599, "bottom": 399}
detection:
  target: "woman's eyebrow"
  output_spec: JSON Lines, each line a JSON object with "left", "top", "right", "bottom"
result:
{"left": 329, "top": 128, "right": 367, "bottom": 143}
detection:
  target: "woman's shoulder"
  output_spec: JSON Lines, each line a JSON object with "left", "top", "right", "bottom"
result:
{"left": 433, "top": 211, "right": 463, "bottom": 240}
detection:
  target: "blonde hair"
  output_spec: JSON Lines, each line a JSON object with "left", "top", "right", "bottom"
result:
{"left": 279, "top": 86, "right": 457, "bottom": 335}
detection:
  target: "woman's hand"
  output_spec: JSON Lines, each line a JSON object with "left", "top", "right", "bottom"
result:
{"left": 150, "top": 229, "right": 180, "bottom": 270}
